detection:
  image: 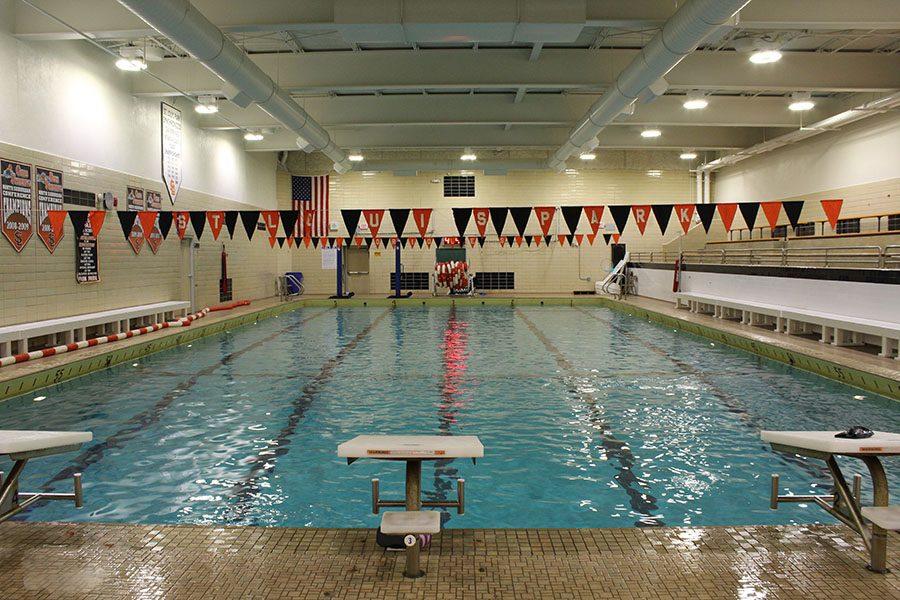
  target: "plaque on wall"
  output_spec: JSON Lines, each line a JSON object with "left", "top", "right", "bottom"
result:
{"left": 35, "top": 166, "right": 64, "bottom": 253}
{"left": 76, "top": 216, "right": 100, "bottom": 283}
{"left": 146, "top": 190, "right": 162, "bottom": 211}
{"left": 1, "top": 159, "right": 34, "bottom": 252}
{"left": 126, "top": 186, "right": 145, "bottom": 254}
{"left": 161, "top": 102, "right": 182, "bottom": 205}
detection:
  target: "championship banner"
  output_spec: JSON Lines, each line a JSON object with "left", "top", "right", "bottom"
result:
{"left": 161, "top": 102, "right": 182, "bottom": 205}
{"left": 35, "top": 166, "right": 64, "bottom": 253}
{"left": 1, "top": 159, "right": 34, "bottom": 252}
{"left": 76, "top": 213, "right": 100, "bottom": 284}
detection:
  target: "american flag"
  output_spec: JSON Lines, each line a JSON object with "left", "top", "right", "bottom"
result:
{"left": 291, "top": 175, "right": 329, "bottom": 237}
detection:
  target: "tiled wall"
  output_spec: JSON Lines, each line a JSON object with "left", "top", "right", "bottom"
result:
{"left": 0, "top": 141, "right": 288, "bottom": 326}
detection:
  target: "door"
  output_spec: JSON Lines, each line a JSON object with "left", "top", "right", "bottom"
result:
{"left": 345, "top": 247, "right": 370, "bottom": 295}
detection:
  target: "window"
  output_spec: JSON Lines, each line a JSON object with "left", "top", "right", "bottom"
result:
{"left": 836, "top": 218, "right": 860, "bottom": 234}
{"left": 474, "top": 272, "right": 514, "bottom": 290}
{"left": 63, "top": 188, "right": 97, "bottom": 208}
{"left": 887, "top": 214, "right": 900, "bottom": 232}
{"left": 443, "top": 175, "right": 475, "bottom": 197}
{"left": 771, "top": 225, "right": 788, "bottom": 238}
{"left": 793, "top": 222, "right": 815, "bottom": 237}
{"left": 390, "top": 272, "right": 429, "bottom": 290}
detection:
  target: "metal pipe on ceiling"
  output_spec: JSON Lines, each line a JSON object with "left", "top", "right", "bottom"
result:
{"left": 547, "top": 0, "right": 752, "bottom": 171}
{"left": 116, "top": 0, "right": 352, "bottom": 173}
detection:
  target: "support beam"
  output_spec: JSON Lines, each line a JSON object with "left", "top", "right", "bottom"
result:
{"left": 529, "top": 42, "right": 542, "bottom": 62}
{"left": 513, "top": 88, "right": 526, "bottom": 104}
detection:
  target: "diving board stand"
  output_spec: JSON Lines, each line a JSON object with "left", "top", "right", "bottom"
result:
{"left": 762, "top": 430, "right": 900, "bottom": 573}
{"left": 0, "top": 430, "right": 92, "bottom": 522}
{"left": 338, "top": 435, "right": 483, "bottom": 578}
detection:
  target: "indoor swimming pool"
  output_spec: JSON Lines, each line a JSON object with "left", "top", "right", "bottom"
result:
{"left": 1, "top": 306, "right": 897, "bottom": 529}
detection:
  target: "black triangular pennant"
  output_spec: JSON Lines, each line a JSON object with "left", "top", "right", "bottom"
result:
{"left": 312, "top": 237, "right": 319, "bottom": 248}
{"left": 381, "top": 237, "right": 391, "bottom": 249}
{"left": 478, "top": 237, "right": 486, "bottom": 248}
{"left": 341, "top": 210, "right": 362, "bottom": 238}
{"left": 524, "top": 235, "right": 533, "bottom": 247}
{"left": 189, "top": 211, "right": 206, "bottom": 239}
{"left": 326, "top": 237, "right": 334, "bottom": 248}
{"left": 783, "top": 201, "right": 804, "bottom": 229}
{"left": 489, "top": 207, "right": 508, "bottom": 236}
{"left": 739, "top": 202, "right": 760, "bottom": 231}
{"left": 608, "top": 205, "right": 630, "bottom": 235}
{"left": 276, "top": 236, "right": 285, "bottom": 248}
{"left": 69, "top": 211, "right": 88, "bottom": 238}
{"left": 279, "top": 210, "right": 299, "bottom": 237}
{"left": 434, "top": 237, "right": 442, "bottom": 248}
{"left": 294, "top": 236, "right": 302, "bottom": 247}
{"left": 416, "top": 237, "right": 424, "bottom": 248}
{"left": 566, "top": 234, "right": 574, "bottom": 246}
{"left": 158, "top": 211, "right": 173, "bottom": 239}
{"left": 602, "top": 233, "right": 612, "bottom": 245}
{"left": 650, "top": 204, "right": 674, "bottom": 235}
{"left": 696, "top": 204, "right": 716, "bottom": 233}
{"left": 389, "top": 209, "right": 411, "bottom": 238}
{"left": 117, "top": 211, "right": 137, "bottom": 240}
{"left": 452, "top": 207, "right": 472, "bottom": 238}
{"left": 544, "top": 235, "right": 552, "bottom": 246}
{"left": 509, "top": 207, "right": 531, "bottom": 237}
{"left": 239, "top": 211, "right": 259, "bottom": 240}
{"left": 561, "top": 206, "right": 582, "bottom": 234}
{"left": 224, "top": 211, "right": 238, "bottom": 239}
{"left": 364, "top": 237, "right": 372, "bottom": 249}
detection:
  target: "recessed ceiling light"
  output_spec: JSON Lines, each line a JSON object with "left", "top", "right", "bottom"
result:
{"left": 565, "top": 168, "right": 578, "bottom": 175}
{"left": 788, "top": 91, "right": 815, "bottom": 111}
{"left": 646, "top": 169, "right": 662, "bottom": 177}
{"left": 194, "top": 95, "right": 219, "bottom": 114}
{"left": 243, "top": 131, "right": 264, "bottom": 141}
{"left": 116, "top": 46, "right": 147, "bottom": 71}
{"left": 683, "top": 92, "right": 708, "bottom": 110}
{"left": 579, "top": 152, "right": 596, "bottom": 161}
{"left": 460, "top": 147, "right": 477, "bottom": 161}
{"left": 640, "top": 129, "right": 661, "bottom": 138}
{"left": 749, "top": 49, "right": 782, "bottom": 64}
{"left": 679, "top": 151, "right": 697, "bottom": 160}
{"left": 348, "top": 150, "right": 364, "bottom": 162}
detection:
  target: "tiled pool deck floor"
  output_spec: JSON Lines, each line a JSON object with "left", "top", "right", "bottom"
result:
{"left": 1, "top": 522, "right": 897, "bottom": 599}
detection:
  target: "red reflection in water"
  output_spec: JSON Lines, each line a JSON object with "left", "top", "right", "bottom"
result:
{"left": 439, "top": 315, "right": 469, "bottom": 427}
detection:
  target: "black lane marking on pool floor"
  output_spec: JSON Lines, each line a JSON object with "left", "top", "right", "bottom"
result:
{"left": 423, "top": 306, "right": 466, "bottom": 526}
{"left": 574, "top": 308, "right": 831, "bottom": 484}
{"left": 40, "top": 308, "right": 334, "bottom": 491}
{"left": 515, "top": 309, "right": 665, "bottom": 527}
{"left": 226, "top": 308, "right": 390, "bottom": 517}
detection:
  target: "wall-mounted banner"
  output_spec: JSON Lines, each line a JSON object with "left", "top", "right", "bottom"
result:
{"left": 75, "top": 213, "right": 101, "bottom": 283}
{"left": 146, "top": 190, "right": 162, "bottom": 211}
{"left": 161, "top": 102, "right": 182, "bottom": 205}
{"left": 125, "top": 187, "right": 145, "bottom": 253}
{"left": 1, "top": 159, "right": 34, "bottom": 252}
{"left": 35, "top": 166, "right": 64, "bottom": 253}
{"left": 145, "top": 190, "right": 163, "bottom": 251}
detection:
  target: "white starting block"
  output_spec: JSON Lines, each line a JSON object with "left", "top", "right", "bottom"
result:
{"left": 0, "top": 430, "right": 92, "bottom": 522}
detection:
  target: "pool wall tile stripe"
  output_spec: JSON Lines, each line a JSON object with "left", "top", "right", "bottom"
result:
{"left": 1, "top": 296, "right": 897, "bottom": 403}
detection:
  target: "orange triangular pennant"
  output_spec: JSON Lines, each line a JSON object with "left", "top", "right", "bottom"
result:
{"left": 138, "top": 211, "right": 158, "bottom": 241}
{"left": 354, "top": 236, "right": 364, "bottom": 247}
{"left": 533, "top": 206, "right": 556, "bottom": 236}
{"left": 583, "top": 206, "right": 604, "bottom": 235}
{"left": 716, "top": 203, "right": 739, "bottom": 231}
{"left": 558, "top": 234, "right": 568, "bottom": 246}
{"left": 514, "top": 236, "right": 523, "bottom": 247}
{"left": 630, "top": 205, "right": 651, "bottom": 235}
{"left": 574, "top": 233, "right": 584, "bottom": 246}
{"left": 674, "top": 204, "right": 695, "bottom": 234}
{"left": 821, "top": 199, "right": 843, "bottom": 231}
{"left": 612, "top": 233, "right": 621, "bottom": 244}
{"left": 586, "top": 233, "right": 597, "bottom": 245}
{"left": 761, "top": 202, "right": 782, "bottom": 230}
{"left": 261, "top": 211, "right": 280, "bottom": 239}
{"left": 363, "top": 209, "right": 385, "bottom": 238}
{"left": 411, "top": 208, "right": 432, "bottom": 237}
{"left": 499, "top": 235, "right": 507, "bottom": 247}
{"left": 206, "top": 211, "right": 225, "bottom": 240}
{"left": 472, "top": 208, "right": 490, "bottom": 237}
{"left": 174, "top": 211, "right": 190, "bottom": 240}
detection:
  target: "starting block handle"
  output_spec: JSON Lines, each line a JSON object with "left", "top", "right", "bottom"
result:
{"left": 371, "top": 477, "right": 467, "bottom": 514}
{"left": 770, "top": 474, "right": 779, "bottom": 510}
{"left": 74, "top": 473, "right": 83, "bottom": 508}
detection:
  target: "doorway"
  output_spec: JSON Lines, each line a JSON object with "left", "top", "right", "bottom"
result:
{"left": 345, "top": 247, "right": 370, "bottom": 295}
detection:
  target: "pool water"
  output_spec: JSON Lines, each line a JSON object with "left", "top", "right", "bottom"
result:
{"left": 1, "top": 306, "right": 897, "bottom": 529}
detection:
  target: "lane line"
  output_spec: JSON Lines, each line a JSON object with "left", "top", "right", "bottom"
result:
{"left": 516, "top": 309, "right": 664, "bottom": 527}
{"left": 227, "top": 308, "right": 390, "bottom": 514}
{"left": 39, "top": 308, "right": 333, "bottom": 490}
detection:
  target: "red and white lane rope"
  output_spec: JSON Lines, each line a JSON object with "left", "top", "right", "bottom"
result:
{"left": 0, "top": 308, "right": 212, "bottom": 368}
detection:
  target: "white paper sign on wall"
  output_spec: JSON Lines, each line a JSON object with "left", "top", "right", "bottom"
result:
{"left": 161, "top": 102, "right": 182, "bottom": 205}
{"left": 321, "top": 248, "right": 337, "bottom": 270}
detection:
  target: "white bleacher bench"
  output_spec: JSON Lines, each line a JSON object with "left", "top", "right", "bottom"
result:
{"left": 0, "top": 301, "right": 190, "bottom": 358}
{"left": 675, "top": 292, "right": 900, "bottom": 359}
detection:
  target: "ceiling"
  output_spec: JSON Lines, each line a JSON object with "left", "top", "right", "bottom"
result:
{"left": 11, "top": 0, "right": 900, "bottom": 166}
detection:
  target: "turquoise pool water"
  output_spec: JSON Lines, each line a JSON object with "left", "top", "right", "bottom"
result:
{"left": 1, "top": 306, "right": 897, "bottom": 529}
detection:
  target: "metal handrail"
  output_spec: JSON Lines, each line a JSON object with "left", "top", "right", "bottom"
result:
{"left": 630, "top": 245, "right": 895, "bottom": 269}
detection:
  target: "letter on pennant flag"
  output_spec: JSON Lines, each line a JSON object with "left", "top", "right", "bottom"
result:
{"left": 674, "top": 204, "right": 695, "bottom": 234}
{"left": 583, "top": 206, "right": 604, "bottom": 235}
{"left": 472, "top": 208, "right": 490, "bottom": 237}
{"left": 174, "top": 211, "right": 190, "bottom": 239}
{"left": 761, "top": 202, "right": 782, "bottom": 230}
{"left": 716, "top": 203, "right": 738, "bottom": 232}
{"left": 412, "top": 208, "right": 432, "bottom": 237}
{"left": 261, "top": 211, "right": 280, "bottom": 239}
{"left": 207, "top": 211, "right": 225, "bottom": 240}
{"left": 533, "top": 206, "right": 556, "bottom": 236}
{"left": 630, "top": 205, "right": 651, "bottom": 235}
{"left": 363, "top": 209, "right": 384, "bottom": 238}
{"left": 821, "top": 199, "right": 843, "bottom": 231}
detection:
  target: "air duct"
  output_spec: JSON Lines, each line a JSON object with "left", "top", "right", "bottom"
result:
{"left": 547, "top": 0, "right": 751, "bottom": 170}
{"left": 117, "top": 0, "right": 351, "bottom": 173}
{"left": 698, "top": 91, "right": 900, "bottom": 171}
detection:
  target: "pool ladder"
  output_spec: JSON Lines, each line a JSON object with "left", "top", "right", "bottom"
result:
{"left": 371, "top": 477, "right": 465, "bottom": 514}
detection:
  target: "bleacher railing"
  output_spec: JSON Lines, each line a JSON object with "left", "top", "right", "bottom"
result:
{"left": 631, "top": 245, "right": 900, "bottom": 269}
{"left": 727, "top": 212, "right": 900, "bottom": 241}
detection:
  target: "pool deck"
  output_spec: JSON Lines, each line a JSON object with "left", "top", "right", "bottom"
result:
{"left": 1, "top": 521, "right": 897, "bottom": 599}
{"left": 2, "top": 292, "right": 897, "bottom": 402}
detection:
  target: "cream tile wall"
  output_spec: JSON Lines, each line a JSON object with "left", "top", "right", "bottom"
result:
{"left": 0, "top": 141, "right": 287, "bottom": 327}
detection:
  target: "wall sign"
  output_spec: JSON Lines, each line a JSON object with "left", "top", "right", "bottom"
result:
{"left": 126, "top": 186, "right": 145, "bottom": 254}
{"left": 35, "top": 166, "right": 64, "bottom": 253}
{"left": 76, "top": 217, "right": 100, "bottom": 283}
{"left": 1, "top": 159, "right": 34, "bottom": 252}
{"left": 161, "top": 102, "right": 182, "bottom": 205}
{"left": 146, "top": 190, "right": 162, "bottom": 211}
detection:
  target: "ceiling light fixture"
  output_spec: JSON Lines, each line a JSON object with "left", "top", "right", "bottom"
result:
{"left": 749, "top": 48, "right": 782, "bottom": 64}
{"left": 683, "top": 92, "right": 708, "bottom": 110}
{"left": 680, "top": 150, "right": 697, "bottom": 160}
{"left": 788, "top": 91, "right": 815, "bottom": 112}
{"left": 646, "top": 169, "right": 662, "bottom": 178}
{"left": 115, "top": 47, "right": 146, "bottom": 71}
{"left": 348, "top": 150, "right": 364, "bottom": 162}
{"left": 243, "top": 130, "right": 264, "bottom": 141}
{"left": 579, "top": 152, "right": 596, "bottom": 161}
{"left": 640, "top": 129, "right": 661, "bottom": 138}
{"left": 460, "top": 147, "right": 477, "bottom": 161}
{"left": 194, "top": 95, "right": 219, "bottom": 114}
